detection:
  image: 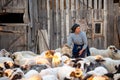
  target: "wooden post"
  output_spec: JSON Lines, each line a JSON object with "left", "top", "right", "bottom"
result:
{"left": 60, "top": 0, "right": 65, "bottom": 45}
{"left": 94, "top": 0, "right": 97, "bottom": 20}
{"left": 47, "top": 0, "right": 50, "bottom": 47}
{"left": 104, "top": 0, "right": 108, "bottom": 48}
{"left": 28, "top": 0, "right": 35, "bottom": 51}
{"left": 71, "top": 0, "right": 75, "bottom": 24}
{"left": 23, "top": 0, "right": 29, "bottom": 23}
{"left": 76, "top": 0, "right": 80, "bottom": 19}
{"left": 88, "top": 0, "right": 92, "bottom": 9}
{"left": 80, "top": 0, "right": 84, "bottom": 18}
{"left": 56, "top": 0, "right": 60, "bottom": 48}
{"left": 66, "top": 0, "right": 70, "bottom": 36}
{"left": 99, "top": 0, "right": 102, "bottom": 9}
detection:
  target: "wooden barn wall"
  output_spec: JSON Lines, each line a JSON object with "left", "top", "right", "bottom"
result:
{"left": 35, "top": 0, "right": 107, "bottom": 50}
{"left": 0, "top": 0, "right": 119, "bottom": 53}
{"left": 0, "top": 0, "right": 29, "bottom": 52}
{"left": 0, "top": 24, "right": 27, "bottom": 52}
{"left": 31, "top": 0, "right": 120, "bottom": 51}
{"left": 113, "top": 3, "right": 120, "bottom": 49}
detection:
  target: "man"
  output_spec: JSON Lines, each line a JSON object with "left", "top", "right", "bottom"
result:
{"left": 67, "top": 23, "right": 90, "bottom": 58}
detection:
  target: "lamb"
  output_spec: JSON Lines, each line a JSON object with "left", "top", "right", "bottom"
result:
{"left": 57, "top": 65, "right": 83, "bottom": 80}
{"left": 12, "top": 51, "right": 51, "bottom": 67}
{"left": 52, "top": 52, "right": 62, "bottom": 67}
{"left": 4, "top": 68, "right": 24, "bottom": 80}
{"left": 0, "top": 57, "right": 14, "bottom": 69}
{"left": 0, "top": 49, "right": 11, "bottom": 57}
{"left": 90, "top": 45, "right": 119, "bottom": 59}
{"left": 97, "top": 57, "right": 120, "bottom": 73}
{"left": 104, "top": 64, "right": 120, "bottom": 80}
{"left": 83, "top": 66, "right": 109, "bottom": 80}
{"left": 86, "top": 66, "right": 108, "bottom": 76}
{"left": 22, "top": 70, "right": 42, "bottom": 80}
{"left": 39, "top": 67, "right": 59, "bottom": 77}
{"left": 42, "top": 75, "right": 58, "bottom": 80}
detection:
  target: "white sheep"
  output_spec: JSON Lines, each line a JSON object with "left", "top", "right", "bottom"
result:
{"left": 39, "top": 67, "right": 59, "bottom": 77}
{"left": 22, "top": 70, "right": 42, "bottom": 80}
{"left": 4, "top": 68, "right": 24, "bottom": 80}
{"left": 90, "top": 45, "right": 119, "bottom": 59}
{"left": 114, "top": 73, "right": 120, "bottom": 80}
{"left": 52, "top": 52, "right": 62, "bottom": 67}
{"left": 57, "top": 65, "right": 77, "bottom": 80}
{"left": 42, "top": 75, "right": 58, "bottom": 80}
{"left": 99, "top": 57, "right": 120, "bottom": 73}
{"left": 86, "top": 66, "right": 108, "bottom": 76}
{"left": 83, "top": 66, "right": 109, "bottom": 80}
{"left": 0, "top": 49, "right": 11, "bottom": 57}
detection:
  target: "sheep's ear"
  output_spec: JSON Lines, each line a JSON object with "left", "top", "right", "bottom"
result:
{"left": 115, "top": 65, "right": 118, "bottom": 70}
{"left": 95, "top": 59, "right": 105, "bottom": 62}
{"left": 104, "top": 73, "right": 114, "bottom": 78}
{"left": 70, "top": 71, "right": 75, "bottom": 77}
{"left": 83, "top": 74, "right": 93, "bottom": 80}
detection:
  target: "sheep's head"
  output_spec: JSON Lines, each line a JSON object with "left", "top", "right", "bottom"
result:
{"left": 0, "top": 49, "right": 11, "bottom": 57}
{"left": 45, "top": 50, "right": 54, "bottom": 58}
{"left": 4, "top": 68, "right": 24, "bottom": 80}
{"left": 107, "top": 45, "right": 118, "bottom": 53}
{"left": 61, "top": 45, "right": 72, "bottom": 57}
{"left": 84, "top": 75, "right": 109, "bottom": 80}
{"left": 4, "top": 61, "right": 14, "bottom": 69}
{"left": 70, "top": 68, "right": 83, "bottom": 78}
{"left": 52, "top": 52, "right": 62, "bottom": 67}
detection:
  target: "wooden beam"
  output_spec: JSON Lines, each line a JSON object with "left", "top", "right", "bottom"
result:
{"left": 66, "top": 0, "right": 70, "bottom": 36}
{"left": 47, "top": 0, "right": 50, "bottom": 47}
{"left": 104, "top": 0, "right": 108, "bottom": 48}
{"left": 60, "top": 0, "right": 65, "bottom": 46}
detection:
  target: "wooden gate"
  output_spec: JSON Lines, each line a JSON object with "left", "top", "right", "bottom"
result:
{"left": 0, "top": 24, "right": 28, "bottom": 52}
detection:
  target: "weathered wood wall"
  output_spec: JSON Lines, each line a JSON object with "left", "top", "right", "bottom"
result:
{"left": 0, "top": 0, "right": 29, "bottom": 52}
{"left": 0, "top": 0, "right": 119, "bottom": 53}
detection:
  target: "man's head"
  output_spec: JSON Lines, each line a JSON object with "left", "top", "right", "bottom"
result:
{"left": 71, "top": 23, "right": 80, "bottom": 33}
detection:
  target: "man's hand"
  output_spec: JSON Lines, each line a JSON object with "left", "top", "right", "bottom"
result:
{"left": 79, "top": 49, "right": 84, "bottom": 55}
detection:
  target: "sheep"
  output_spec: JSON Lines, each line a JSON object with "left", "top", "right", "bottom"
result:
{"left": 97, "top": 57, "right": 120, "bottom": 73}
{"left": 0, "top": 49, "right": 11, "bottom": 57}
{"left": 0, "top": 77, "right": 10, "bottom": 80}
{"left": 83, "top": 66, "right": 109, "bottom": 80}
{"left": 12, "top": 51, "right": 37, "bottom": 59}
{"left": 52, "top": 52, "right": 62, "bottom": 67}
{"left": 61, "top": 45, "right": 72, "bottom": 57}
{"left": 4, "top": 68, "right": 24, "bottom": 80}
{"left": 86, "top": 66, "right": 108, "bottom": 76}
{"left": 57, "top": 65, "right": 83, "bottom": 80}
{"left": 12, "top": 51, "right": 51, "bottom": 67}
{"left": 104, "top": 64, "right": 120, "bottom": 80}
{"left": 42, "top": 75, "right": 58, "bottom": 80}
{"left": 29, "top": 64, "right": 48, "bottom": 72}
{"left": 39, "top": 67, "right": 59, "bottom": 77}
{"left": 22, "top": 70, "right": 42, "bottom": 80}
{"left": 0, "top": 57, "right": 15, "bottom": 69}
{"left": 90, "top": 45, "right": 119, "bottom": 59}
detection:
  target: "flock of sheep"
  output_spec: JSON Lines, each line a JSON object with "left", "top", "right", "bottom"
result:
{"left": 0, "top": 45, "right": 120, "bottom": 80}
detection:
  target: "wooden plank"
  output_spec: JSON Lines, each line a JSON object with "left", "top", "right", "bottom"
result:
{"left": 38, "top": 29, "right": 49, "bottom": 53}
{"left": 76, "top": 0, "right": 80, "bottom": 19}
{"left": 103, "top": 0, "right": 108, "bottom": 48}
{"left": 23, "top": 0, "right": 29, "bottom": 23}
{"left": 60, "top": 0, "right": 65, "bottom": 46}
{"left": 56, "top": 0, "right": 59, "bottom": 48}
{"left": 47, "top": 0, "right": 50, "bottom": 47}
{"left": 80, "top": 0, "right": 84, "bottom": 18}
{"left": 94, "top": 0, "right": 97, "bottom": 20}
{"left": 71, "top": 0, "right": 75, "bottom": 24}
{"left": 66, "top": 0, "right": 70, "bottom": 36}
{"left": 99, "top": 0, "right": 102, "bottom": 9}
